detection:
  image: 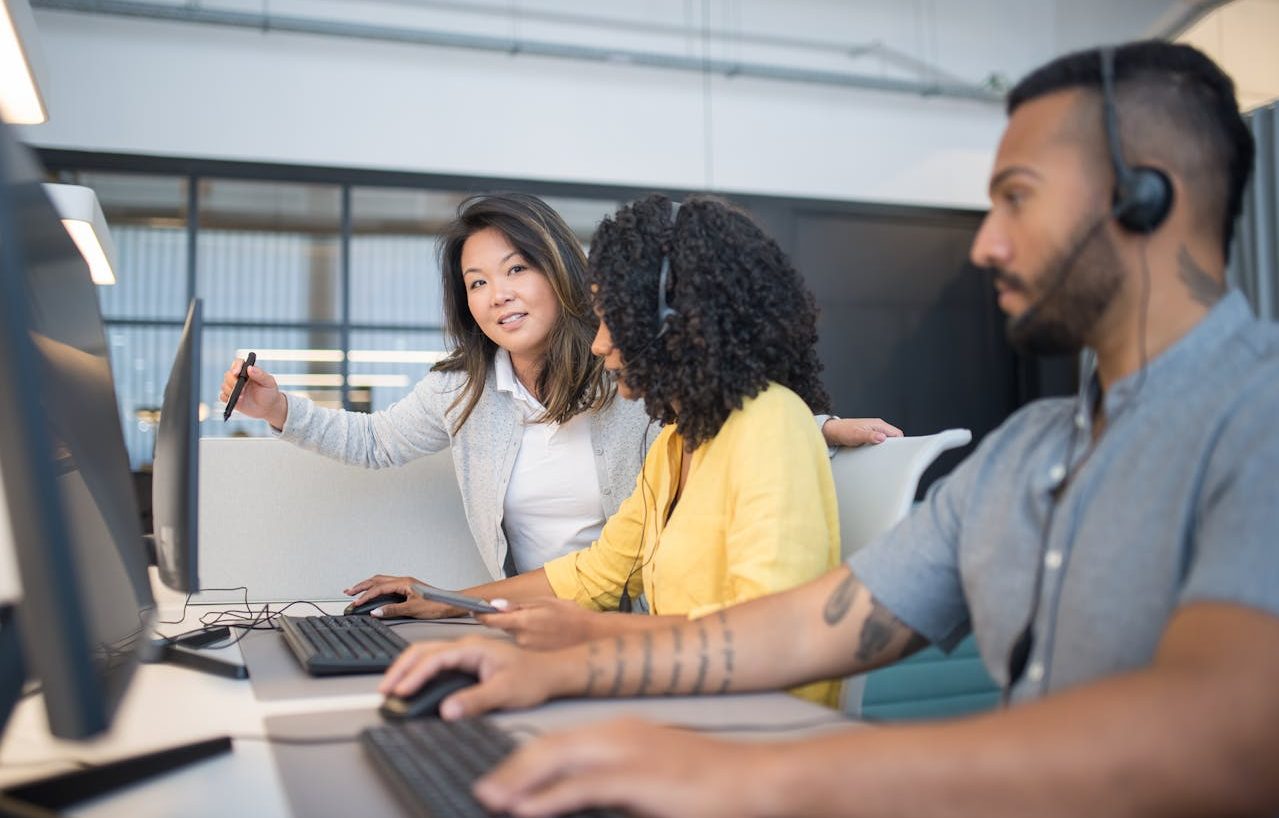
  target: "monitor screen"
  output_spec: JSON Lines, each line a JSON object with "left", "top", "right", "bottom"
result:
{"left": 152, "top": 298, "right": 202, "bottom": 593}
{"left": 0, "top": 119, "right": 155, "bottom": 739}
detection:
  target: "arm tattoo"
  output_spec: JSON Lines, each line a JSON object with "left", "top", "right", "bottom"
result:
{"left": 1178, "top": 245, "right": 1224, "bottom": 306}
{"left": 584, "top": 641, "right": 601, "bottom": 696}
{"left": 823, "top": 571, "right": 858, "bottom": 626}
{"left": 716, "top": 609, "right": 734, "bottom": 695}
{"left": 665, "top": 626, "right": 684, "bottom": 695}
{"left": 691, "top": 620, "right": 710, "bottom": 695}
{"left": 636, "top": 631, "right": 654, "bottom": 696}
{"left": 856, "top": 600, "right": 910, "bottom": 663}
{"left": 607, "top": 636, "right": 626, "bottom": 698}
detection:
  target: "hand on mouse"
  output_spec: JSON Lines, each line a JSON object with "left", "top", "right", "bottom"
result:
{"left": 344, "top": 574, "right": 458, "bottom": 619}
{"left": 380, "top": 636, "right": 575, "bottom": 720}
{"left": 475, "top": 597, "right": 606, "bottom": 650}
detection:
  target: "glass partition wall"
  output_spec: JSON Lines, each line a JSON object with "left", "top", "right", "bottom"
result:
{"left": 52, "top": 165, "right": 617, "bottom": 469}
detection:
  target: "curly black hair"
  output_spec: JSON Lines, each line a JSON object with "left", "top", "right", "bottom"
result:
{"left": 589, "top": 193, "right": 830, "bottom": 448}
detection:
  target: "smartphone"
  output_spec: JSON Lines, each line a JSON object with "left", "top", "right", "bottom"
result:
{"left": 411, "top": 583, "right": 501, "bottom": 615}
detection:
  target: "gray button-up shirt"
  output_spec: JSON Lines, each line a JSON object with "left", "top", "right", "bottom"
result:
{"left": 850, "top": 291, "right": 1279, "bottom": 702}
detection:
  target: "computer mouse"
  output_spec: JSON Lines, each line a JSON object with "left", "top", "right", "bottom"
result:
{"left": 343, "top": 592, "right": 407, "bottom": 616}
{"left": 380, "top": 669, "right": 481, "bottom": 720}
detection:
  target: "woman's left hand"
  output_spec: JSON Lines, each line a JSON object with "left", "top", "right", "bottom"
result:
{"left": 822, "top": 417, "right": 904, "bottom": 447}
{"left": 477, "top": 598, "right": 605, "bottom": 650}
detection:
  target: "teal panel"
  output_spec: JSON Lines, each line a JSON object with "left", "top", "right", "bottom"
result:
{"left": 858, "top": 635, "right": 999, "bottom": 721}
{"left": 862, "top": 690, "right": 1001, "bottom": 722}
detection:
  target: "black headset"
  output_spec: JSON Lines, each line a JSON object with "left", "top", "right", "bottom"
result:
{"left": 654, "top": 200, "right": 682, "bottom": 337}
{"left": 1101, "top": 47, "right": 1173, "bottom": 234}
{"left": 616, "top": 199, "right": 683, "bottom": 614}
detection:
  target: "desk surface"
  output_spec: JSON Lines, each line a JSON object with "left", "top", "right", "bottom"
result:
{"left": 1, "top": 595, "right": 854, "bottom": 817}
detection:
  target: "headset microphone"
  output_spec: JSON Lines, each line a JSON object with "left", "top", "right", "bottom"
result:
{"left": 1005, "top": 211, "right": 1109, "bottom": 337}
{"left": 1006, "top": 48, "right": 1172, "bottom": 343}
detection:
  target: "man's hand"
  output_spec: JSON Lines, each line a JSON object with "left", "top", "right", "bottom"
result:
{"left": 475, "top": 717, "right": 773, "bottom": 818}
{"left": 379, "top": 637, "right": 573, "bottom": 719}
{"left": 822, "top": 417, "right": 903, "bottom": 447}
{"left": 477, "top": 598, "right": 606, "bottom": 649}
{"left": 343, "top": 574, "right": 458, "bottom": 619}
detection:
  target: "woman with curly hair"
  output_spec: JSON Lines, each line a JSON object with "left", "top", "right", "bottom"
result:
{"left": 383, "top": 193, "right": 851, "bottom": 705}
{"left": 220, "top": 193, "right": 895, "bottom": 618}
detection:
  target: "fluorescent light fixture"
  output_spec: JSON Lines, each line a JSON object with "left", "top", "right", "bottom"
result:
{"left": 347, "top": 374, "right": 411, "bottom": 388}
{"left": 237, "top": 349, "right": 447, "bottom": 364}
{"left": 271, "top": 374, "right": 345, "bottom": 387}
{"left": 43, "top": 183, "right": 119, "bottom": 285}
{"left": 0, "top": 0, "right": 47, "bottom": 124}
{"left": 348, "top": 350, "right": 447, "bottom": 364}
{"left": 236, "top": 348, "right": 344, "bottom": 363}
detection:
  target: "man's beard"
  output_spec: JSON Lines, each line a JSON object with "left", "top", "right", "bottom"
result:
{"left": 996, "top": 213, "right": 1124, "bottom": 357}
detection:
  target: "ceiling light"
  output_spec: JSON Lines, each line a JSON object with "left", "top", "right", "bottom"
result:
{"left": 0, "top": 0, "right": 48, "bottom": 124}
{"left": 43, "top": 183, "right": 118, "bottom": 285}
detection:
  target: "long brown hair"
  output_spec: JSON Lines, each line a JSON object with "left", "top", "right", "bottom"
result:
{"left": 434, "top": 192, "right": 612, "bottom": 432}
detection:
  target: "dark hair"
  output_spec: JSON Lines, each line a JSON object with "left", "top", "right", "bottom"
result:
{"left": 589, "top": 193, "right": 830, "bottom": 448}
{"left": 434, "top": 192, "right": 612, "bottom": 431}
{"left": 1007, "top": 40, "right": 1254, "bottom": 261}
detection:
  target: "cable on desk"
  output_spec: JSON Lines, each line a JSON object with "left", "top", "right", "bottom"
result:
{"left": 152, "top": 588, "right": 331, "bottom": 653}
{"left": 670, "top": 717, "right": 849, "bottom": 734}
{"left": 230, "top": 733, "right": 360, "bottom": 747}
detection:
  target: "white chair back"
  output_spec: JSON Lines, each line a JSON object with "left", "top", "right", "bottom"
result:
{"left": 829, "top": 428, "right": 972, "bottom": 717}
{"left": 830, "top": 428, "right": 971, "bottom": 561}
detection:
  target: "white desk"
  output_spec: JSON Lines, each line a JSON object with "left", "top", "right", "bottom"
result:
{"left": 1, "top": 592, "right": 854, "bottom": 817}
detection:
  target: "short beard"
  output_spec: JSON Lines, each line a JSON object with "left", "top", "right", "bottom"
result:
{"left": 1002, "top": 214, "right": 1123, "bottom": 357}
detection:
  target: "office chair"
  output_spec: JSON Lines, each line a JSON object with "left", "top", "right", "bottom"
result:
{"left": 829, "top": 429, "right": 998, "bottom": 719}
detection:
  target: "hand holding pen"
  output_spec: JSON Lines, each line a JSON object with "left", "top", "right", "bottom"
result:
{"left": 218, "top": 354, "right": 290, "bottom": 430}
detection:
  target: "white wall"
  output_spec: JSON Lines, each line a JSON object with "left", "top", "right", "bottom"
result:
{"left": 17, "top": 0, "right": 1180, "bottom": 209}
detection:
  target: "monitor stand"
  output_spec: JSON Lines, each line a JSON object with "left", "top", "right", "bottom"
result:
{"left": 148, "top": 626, "right": 249, "bottom": 680}
{"left": 0, "top": 605, "right": 233, "bottom": 815}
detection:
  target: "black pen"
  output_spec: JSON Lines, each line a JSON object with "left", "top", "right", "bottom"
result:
{"left": 223, "top": 351, "right": 256, "bottom": 422}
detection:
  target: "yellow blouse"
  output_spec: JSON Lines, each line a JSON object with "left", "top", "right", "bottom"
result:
{"left": 543, "top": 382, "right": 841, "bottom": 705}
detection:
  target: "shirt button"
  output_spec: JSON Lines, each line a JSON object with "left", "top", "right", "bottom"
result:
{"left": 1026, "top": 662, "right": 1045, "bottom": 682}
{"left": 1074, "top": 413, "right": 1086, "bottom": 429}
{"left": 602, "top": 488, "right": 612, "bottom": 496}
{"left": 594, "top": 448, "right": 604, "bottom": 456}
{"left": 1048, "top": 464, "right": 1066, "bottom": 483}
{"left": 1044, "top": 550, "right": 1063, "bottom": 570}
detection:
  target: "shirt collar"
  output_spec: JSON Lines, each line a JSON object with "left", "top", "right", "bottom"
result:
{"left": 494, "top": 348, "right": 545, "bottom": 412}
{"left": 1079, "top": 289, "right": 1254, "bottom": 420}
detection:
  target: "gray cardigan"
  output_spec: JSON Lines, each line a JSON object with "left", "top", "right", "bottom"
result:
{"left": 279, "top": 368, "right": 654, "bottom": 580}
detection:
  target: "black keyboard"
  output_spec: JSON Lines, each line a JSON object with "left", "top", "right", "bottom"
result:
{"left": 278, "top": 614, "right": 408, "bottom": 676}
{"left": 361, "top": 718, "right": 626, "bottom": 818}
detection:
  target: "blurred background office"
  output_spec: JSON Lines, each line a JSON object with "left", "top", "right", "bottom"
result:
{"left": 9, "top": 0, "right": 1277, "bottom": 483}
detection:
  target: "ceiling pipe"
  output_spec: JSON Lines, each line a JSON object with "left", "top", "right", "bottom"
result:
{"left": 31, "top": 0, "right": 1001, "bottom": 103}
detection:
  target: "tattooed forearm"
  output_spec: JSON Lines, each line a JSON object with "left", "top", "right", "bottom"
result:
{"left": 584, "top": 641, "right": 601, "bottom": 696}
{"left": 823, "top": 570, "right": 858, "bottom": 626}
{"left": 1178, "top": 246, "right": 1224, "bottom": 306}
{"left": 856, "top": 600, "right": 910, "bottom": 663}
{"left": 607, "top": 636, "right": 625, "bottom": 698}
{"left": 636, "top": 631, "right": 654, "bottom": 696}
{"left": 691, "top": 620, "right": 710, "bottom": 695}
{"left": 665, "top": 626, "right": 684, "bottom": 694}
{"left": 716, "top": 609, "right": 735, "bottom": 695}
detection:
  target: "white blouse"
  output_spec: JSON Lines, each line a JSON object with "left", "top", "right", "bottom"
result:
{"left": 495, "top": 350, "right": 607, "bottom": 574}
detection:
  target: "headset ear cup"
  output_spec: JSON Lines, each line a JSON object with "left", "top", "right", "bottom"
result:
{"left": 1114, "top": 166, "right": 1173, "bottom": 233}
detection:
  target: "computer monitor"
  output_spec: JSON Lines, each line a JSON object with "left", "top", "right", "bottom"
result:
{"left": 0, "top": 121, "right": 231, "bottom": 812}
{"left": 152, "top": 298, "right": 203, "bottom": 593}
{"left": 0, "top": 119, "right": 156, "bottom": 740}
